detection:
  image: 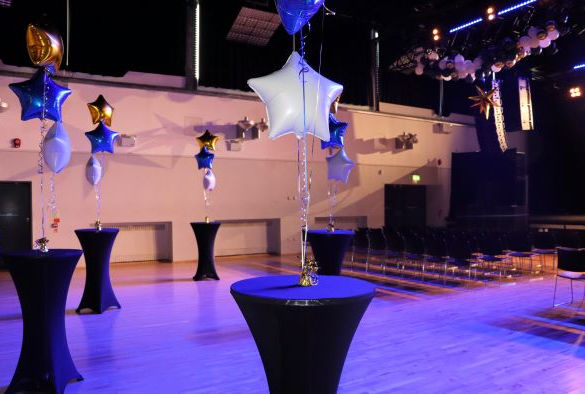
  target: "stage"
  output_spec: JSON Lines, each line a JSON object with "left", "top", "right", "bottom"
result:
{"left": 0, "top": 255, "right": 584, "bottom": 393}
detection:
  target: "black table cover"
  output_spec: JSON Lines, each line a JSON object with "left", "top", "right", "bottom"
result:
{"left": 307, "top": 229, "right": 354, "bottom": 275}
{"left": 2, "top": 249, "right": 83, "bottom": 394}
{"left": 75, "top": 228, "right": 121, "bottom": 314}
{"left": 190, "top": 221, "right": 221, "bottom": 281}
{"left": 231, "top": 275, "right": 375, "bottom": 394}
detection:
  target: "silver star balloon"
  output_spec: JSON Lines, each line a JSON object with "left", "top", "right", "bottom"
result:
{"left": 248, "top": 51, "right": 343, "bottom": 141}
{"left": 326, "top": 148, "right": 355, "bottom": 184}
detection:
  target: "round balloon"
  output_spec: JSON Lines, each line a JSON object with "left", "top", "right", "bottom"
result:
{"left": 85, "top": 155, "right": 103, "bottom": 185}
{"left": 275, "top": 0, "right": 324, "bottom": 35}
{"left": 43, "top": 121, "right": 71, "bottom": 173}
{"left": 203, "top": 169, "right": 216, "bottom": 191}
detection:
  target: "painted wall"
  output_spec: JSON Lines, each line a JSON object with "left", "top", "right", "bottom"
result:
{"left": 0, "top": 73, "right": 478, "bottom": 261}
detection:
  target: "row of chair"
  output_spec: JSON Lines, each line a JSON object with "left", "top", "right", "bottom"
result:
{"left": 348, "top": 227, "right": 577, "bottom": 285}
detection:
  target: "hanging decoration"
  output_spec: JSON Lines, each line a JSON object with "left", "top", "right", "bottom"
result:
{"left": 84, "top": 95, "right": 120, "bottom": 231}
{"left": 8, "top": 24, "right": 69, "bottom": 250}
{"left": 491, "top": 78, "right": 508, "bottom": 152}
{"left": 321, "top": 114, "right": 348, "bottom": 150}
{"left": 468, "top": 85, "right": 499, "bottom": 120}
{"left": 194, "top": 130, "right": 219, "bottom": 223}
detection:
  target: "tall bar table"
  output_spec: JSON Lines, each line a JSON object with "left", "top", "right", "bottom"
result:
{"left": 190, "top": 221, "right": 221, "bottom": 281}
{"left": 307, "top": 229, "right": 354, "bottom": 275}
{"left": 75, "top": 228, "right": 121, "bottom": 314}
{"left": 231, "top": 274, "right": 374, "bottom": 394}
{"left": 2, "top": 249, "right": 83, "bottom": 394}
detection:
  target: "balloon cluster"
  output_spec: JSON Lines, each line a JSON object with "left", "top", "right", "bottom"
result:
{"left": 84, "top": 95, "right": 119, "bottom": 186}
{"left": 413, "top": 20, "right": 562, "bottom": 82}
{"left": 322, "top": 112, "right": 354, "bottom": 184}
{"left": 195, "top": 130, "right": 218, "bottom": 193}
{"left": 8, "top": 24, "right": 71, "bottom": 247}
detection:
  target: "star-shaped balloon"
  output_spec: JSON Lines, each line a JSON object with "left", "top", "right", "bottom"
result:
{"left": 196, "top": 130, "right": 219, "bottom": 151}
{"left": 195, "top": 147, "right": 215, "bottom": 169}
{"left": 326, "top": 148, "right": 355, "bottom": 184}
{"left": 85, "top": 121, "right": 120, "bottom": 154}
{"left": 9, "top": 69, "right": 71, "bottom": 122}
{"left": 469, "top": 85, "right": 499, "bottom": 120}
{"left": 87, "top": 95, "right": 114, "bottom": 126}
{"left": 26, "top": 24, "right": 63, "bottom": 73}
{"left": 321, "top": 114, "right": 348, "bottom": 149}
{"left": 276, "top": 0, "right": 324, "bottom": 35}
{"left": 248, "top": 51, "right": 343, "bottom": 141}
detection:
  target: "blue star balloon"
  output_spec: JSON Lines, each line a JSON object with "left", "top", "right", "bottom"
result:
{"left": 276, "top": 0, "right": 324, "bottom": 35}
{"left": 85, "top": 121, "right": 120, "bottom": 154}
{"left": 321, "top": 114, "right": 348, "bottom": 150}
{"left": 195, "top": 147, "right": 215, "bottom": 170}
{"left": 326, "top": 148, "right": 355, "bottom": 184}
{"left": 9, "top": 68, "right": 71, "bottom": 122}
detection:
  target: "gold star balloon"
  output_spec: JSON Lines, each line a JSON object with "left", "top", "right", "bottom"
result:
{"left": 197, "top": 130, "right": 219, "bottom": 151}
{"left": 87, "top": 95, "right": 114, "bottom": 126}
{"left": 26, "top": 24, "right": 63, "bottom": 72}
{"left": 469, "top": 85, "right": 499, "bottom": 120}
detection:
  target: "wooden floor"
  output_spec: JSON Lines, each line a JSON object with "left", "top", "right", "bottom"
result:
{"left": 1, "top": 254, "right": 585, "bottom": 393}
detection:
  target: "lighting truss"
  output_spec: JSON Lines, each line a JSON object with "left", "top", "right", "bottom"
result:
{"left": 574, "top": 64, "right": 585, "bottom": 70}
{"left": 448, "top": 0, "right": 537, "bottom": 34}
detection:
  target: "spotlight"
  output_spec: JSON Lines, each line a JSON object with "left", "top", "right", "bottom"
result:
{"left": 433, "top": 34, "right": 440, "bottom": 41}
{"left": 486, "top": 6, "right": 496, "bottom": 21}
{"left": 569, "top": 86, "right": 582, "bottom": 98}
{"left": 432, "top": 28, "right": 439, "bottom": 35}
{"left": 432, "top": 27, "right": 440, "bottom": 41}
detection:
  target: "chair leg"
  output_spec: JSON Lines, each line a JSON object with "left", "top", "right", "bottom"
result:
{"left": 553, "top": 275, "right": 559, "bottom": 307}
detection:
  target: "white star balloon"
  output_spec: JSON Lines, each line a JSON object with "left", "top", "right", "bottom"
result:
{"left": 247, "top": 51, "right": 343, "bottom": 141}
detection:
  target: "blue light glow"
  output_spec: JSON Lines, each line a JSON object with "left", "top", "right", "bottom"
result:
{"left": 449, "top": 18, "right": 483, "bottom": 34}
{"left": 574, "top": 64, "right": 585, "bottom": 70}
{"left": 449, "top": 0, "right": 537, "bottom": 34}
{"left": 497, "top": 0, "right": 537, "bottom": 16}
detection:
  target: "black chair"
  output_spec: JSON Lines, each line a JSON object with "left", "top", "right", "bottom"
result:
{"left": 553, "top": 247, "right": 585, "bottom": 308}
{"left": 383, "top": 227, "right": 405, "bottom": 270}
{"left": 402, "top": 230, "right": 426, "bottom": 278}
{"left": 478, "top": 231, "right": 511, "bottom": 280}
{"left": 445, "top": 233, "right": 480, "bottom": 284}
{"left": 351, "top": 228, "right": 370, "bottom": 271}
{"left": 505, "top": 230, "right": 535, "bottom": 274}
{"left": 424, "top": 231, "right": 450, "bottom": 282}
{"left": 532, "top": 229, "right": 557, "bottom": 272}
{"left": 368, "top": 228, "right": 388, "bottom": 273}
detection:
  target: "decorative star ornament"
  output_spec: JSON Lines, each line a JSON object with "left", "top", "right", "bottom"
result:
{"left": 85, "top": 121, "right": 120, "bottom": 154}
{"left": 326, "top": 148, "right": 355, "bottom": 184}
{"left": 196, "top": 130, "right": 219, "bottom": 151}
{"left": 9, "top": 69, "right": 71, "bottom": 122}
{"left": 248, "top": 51, "right": 343, "bottom": 141}
{"left": 87, "top": 95, "right": 114, "bottom": 126}
{"left": 468, "top": 85, "right": 499, "bottom": 120}
{"left": 195, "top": 147, "right": 215, "bottom": 169}
{"left": 321, "top": 114, "right": 348, "bottom": 149}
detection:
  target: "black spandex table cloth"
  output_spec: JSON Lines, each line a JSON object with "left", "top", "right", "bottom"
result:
{"left": 75, "top": 228, "right": 121, "bottom": 314}
{"left": 231, "top": 275, "right": 375, "bottom": 394}
{"left": 307, "top": 229, "right": 354, "bottom": 275}
{"left": 2, "top": 249, "right": 83, "bottom": 394}
{"left": 190, "top": 221, "right": 220, "bottom": 281}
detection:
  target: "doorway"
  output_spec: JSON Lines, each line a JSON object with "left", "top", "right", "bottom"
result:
{"left": 384, "top": 184, "right": 426, "bottom": 229}
{"left": 0, "top": 181, "right": 32, "bottom": 264}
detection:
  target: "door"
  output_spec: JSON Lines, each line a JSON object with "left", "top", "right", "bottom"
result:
{"left": 384, "top": 184, "right": 426, "bottom": 229}
{"left": 0, "top": 182, "right": 32, "bottom": 263}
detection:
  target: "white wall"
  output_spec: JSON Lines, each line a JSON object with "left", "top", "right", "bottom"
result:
{"left": 0, "top": 73, "right": 478, "bottom": 261}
